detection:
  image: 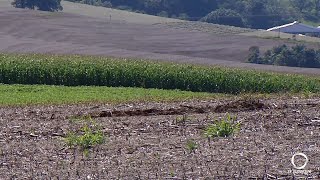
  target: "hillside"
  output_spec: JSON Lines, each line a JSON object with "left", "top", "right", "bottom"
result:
{"left": 65, "top": 0, "right": 320, "bottom": 29}
{"left": 60, "top": 0, "right": 183, "bottom": 24}
{"left": 1, "top": 0, "right": 320, "bottom": 75}
{"left": 1, "top": 0, "right": 182, "bottom": 24}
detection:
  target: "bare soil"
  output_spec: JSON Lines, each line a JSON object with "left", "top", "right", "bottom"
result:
{"left": 1, "top": 7, "right": 320, "bottom": 75}
{"left": 1, "top": 97, "right": 320, "bottom": 179}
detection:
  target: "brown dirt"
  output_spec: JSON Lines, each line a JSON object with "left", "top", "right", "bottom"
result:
{"left": 1, "top": 7, "right": 320, "bottom": 75}
{"left": 82, "top": 99, "right": 267, "bottom": 118}
{"left": 1, "top": 97, "right": 320, "bottom": 179}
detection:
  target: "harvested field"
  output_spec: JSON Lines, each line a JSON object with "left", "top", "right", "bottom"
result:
{"left": 1, "top": 1, "right": 320, "bottom": 75}
{"left": 1, "top": 97, "right": 320, "bottom": 178}
{"left": 60, "top": 1, "right": 182, "bottom": 25}
{"left": 162, "top": 22, "right": 256, "bottom": 35}
{"left": 164, "top": 22, "right": 320, "bottom": 44}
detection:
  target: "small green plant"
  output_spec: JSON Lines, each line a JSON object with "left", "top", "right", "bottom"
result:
{"left": 65, "top": 116, "right": 105, "bottom": 152}
{"left": 204, "top": 114, "right": 240, "bottom": 138}
{"left": 170, "top": 171, "right": 175, "bottom": 177}
{"left": 176, "top": 114, "right": 189, "bottom": 124}
{"left": 186, "top": 139, "right": 198, "bottom": 153}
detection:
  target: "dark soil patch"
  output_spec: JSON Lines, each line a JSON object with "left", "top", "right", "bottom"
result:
{"left": 214, "top": 99, "right": 266, "bottom": 113}
{"left": 95, "top": 106, "right": 207, "bottom": 117}
{"left": 88, "top": 99, "right": 267, "bottom": 118}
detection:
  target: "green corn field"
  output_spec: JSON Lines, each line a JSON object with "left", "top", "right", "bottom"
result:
{"left": 0, "top": 53, "right": 319, "bottom": 94}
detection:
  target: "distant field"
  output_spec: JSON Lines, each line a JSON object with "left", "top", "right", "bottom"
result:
{"left": 242, "top": 30, "right": 320, "bottom": 43}
{"left": 1, "top": 0, "right": 320, "bottom": 75}
{"left": 164, "top": 22, "right": 320, "bottom": 44}
{"left": 60, "top": 1, "right": 183, "bottom": 24}
{"left": 0, "top": 0, "right": 9, "bottom": 7}
{"left": 0, "top": 0, "right": 182, "bottom": 24}
{"left": 163, "top": 22, "right": 255, "bottom": 35}
{"left": 61, "top": 0, "right": 320, "bottom": 43}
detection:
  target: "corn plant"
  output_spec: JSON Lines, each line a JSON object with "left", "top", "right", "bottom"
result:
{"left": 0, "top": 53, "right": 320, "bottom": 94}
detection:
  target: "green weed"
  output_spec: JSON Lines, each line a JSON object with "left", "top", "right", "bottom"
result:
{"left": 65, "top": 116, "right": 105, "bottom": 152}
{"left": 186, "top": 139, "right": 198, "bottom": 153}
{"left": 204, "top": 114, "right": 240, "bottom": 138}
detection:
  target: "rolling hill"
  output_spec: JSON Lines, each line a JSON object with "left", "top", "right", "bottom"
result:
{"left": 0, "top": 0, "right": 320, "bottom": 75}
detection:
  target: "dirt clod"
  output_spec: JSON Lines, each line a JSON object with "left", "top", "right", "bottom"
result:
{"left": 214, "top": 99, "right": 266, "bottom": 113}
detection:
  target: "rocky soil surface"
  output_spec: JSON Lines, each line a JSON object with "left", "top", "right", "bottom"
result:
{"left": 0, "top": 97, "right": 320, "bottom": 179}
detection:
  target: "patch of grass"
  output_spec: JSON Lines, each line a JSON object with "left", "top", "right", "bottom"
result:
{"left": 65, "top": 116, "right": 105, "bottom": 153}
{"left": 1, "top": 53, "right": 320, "bottom": 94}
{"left": 186, "top": 139, "right": 198, "bottom": 153}
{"left": 65, "top": 125, "right": 104, "bottom": 149}
{"left": 0, "top": 84, "right": 219, "bottom": 106}
{"left": 204, "top": 114, "right": 240, "bottom": 138}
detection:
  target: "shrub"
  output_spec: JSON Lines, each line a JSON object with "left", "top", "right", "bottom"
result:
{"left": 178, "top": 13, "right": 189, "bottom": 20}
{"left": 157, "top": 11, "right": 169, "bottom": 17}
{"left": 102, "top": 1, "right": 112, "bottom": 8}
{"left": 201, "top": 8, "right": 245, "bottom": 27}
{"left": 247, "top": 46, "right": 262, "bottom": 64}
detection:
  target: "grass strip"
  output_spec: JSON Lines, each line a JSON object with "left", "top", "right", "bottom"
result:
{"left": 0, "top": 84, "right": 220, "bottom": 106}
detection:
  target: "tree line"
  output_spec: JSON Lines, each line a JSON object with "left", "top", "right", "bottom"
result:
{"left": 247, "top": 45, "right": 320, "bottom": 68}
{"left": 65, "top": 0, "right": 320, "bottom": 29}
{"left": 12, "top": 0, "right": 320, "bottom": 29}
{"left": 12, "top": 0, "right": 62, "bottom": 11}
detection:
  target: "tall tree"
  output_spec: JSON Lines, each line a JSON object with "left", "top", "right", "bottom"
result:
{"left": 289, "top": 0, "right": 312, "bottom": 13}
{"left": 312, "top": 0, "right": 320, "bottom": 15}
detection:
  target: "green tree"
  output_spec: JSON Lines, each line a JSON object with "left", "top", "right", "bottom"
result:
{"left": 12, "top": 0, "right": 63, "bottom": 12}
{"left": 247, "top": 46, "right": 262, "bottom": 64}
{"left": 289, "top": 0, "right": 312, "bottom": 14}
{"left": 314, "top": 0, "right": 320, "bottom": 13}
{"left": 248, "top": 44, "right": 320, "bottom": 68}
{"left": 201, "top": 8, "right": 244, "bottom": 27}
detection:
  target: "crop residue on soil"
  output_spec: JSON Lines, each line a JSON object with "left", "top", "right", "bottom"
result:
{"left": 0, "top": 98, "right": 320, "bottom": 179}
{"left": 86, "top": 99, "right": 268, "bottom": 118}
